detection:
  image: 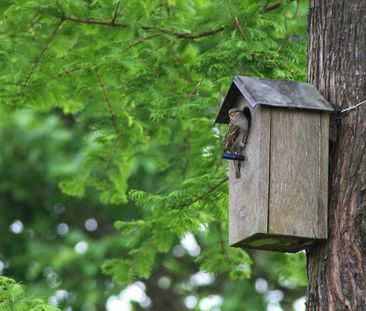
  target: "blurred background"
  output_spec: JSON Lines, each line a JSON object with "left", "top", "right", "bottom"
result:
{"left": 0, "top": 107, "right": 307, "bottom": 310}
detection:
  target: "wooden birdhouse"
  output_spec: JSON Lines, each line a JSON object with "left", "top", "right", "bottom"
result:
{"left": 215, "top": 76, "right": 334, "bottom": 253}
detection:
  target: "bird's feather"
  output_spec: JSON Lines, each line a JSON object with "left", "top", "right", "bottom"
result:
{"left": 241, "top": 131, "right": 249, "bottom": 148}
{"left": 224, "top": 109, "right": 250, "bottom": 179}
{"left": 224, "top": 123, "right": 240, "bottom": 153}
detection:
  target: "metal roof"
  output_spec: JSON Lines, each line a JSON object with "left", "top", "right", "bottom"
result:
{"left": 215, "top": 76, "right": 334, "bottom": 124}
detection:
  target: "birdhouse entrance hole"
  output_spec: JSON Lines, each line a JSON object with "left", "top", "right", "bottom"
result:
{"left": 242, "top": 107, "right": 251, "bottom": 127}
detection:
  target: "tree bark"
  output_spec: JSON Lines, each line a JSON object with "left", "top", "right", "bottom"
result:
{"left": 307, "top": 1, "right": 366, "bottom": 310}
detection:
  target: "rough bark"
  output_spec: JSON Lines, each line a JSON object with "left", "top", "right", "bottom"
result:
{"left": 307, "top": 1, "right": 366, "bottom": 310}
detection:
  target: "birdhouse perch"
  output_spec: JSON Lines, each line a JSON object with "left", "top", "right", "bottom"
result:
{"left": 216, "top": 76, "right": 333, "bottom": 253}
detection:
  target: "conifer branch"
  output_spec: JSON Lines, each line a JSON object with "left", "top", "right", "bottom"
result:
{"left": 233, "top": 16, "right": 245, "bottom": 39}
{"left": 64, "top": 16, "right": 127, "bottom": 28}
{"left": 168, "top": 46, "right": 192, "bottom": 82}
{"left": 188, "top": 79, "right": 203, "bottom": 97}
{"left": 261, "top": 2, "right": 282, "bottom": 13}
{"left": 63, "top": 16, "right": 224, "bottom": 39}
{"left": 111, "top": 1, "right": 121, "bottom": 25}
{"left": 95, "top": 69, "right": 122, "bottom": 174}
{"left": 104, "top": 139, "right": 121, "bottom": 173}
{"left": 179, "top": 177, "right": 228, "bottom": 208}
{"left": 295, "top": 0, "right": 300, "bottom": 17}
{"left": 214, "top": 221, "right": 233, "bottom": 264}
{"left": 145, "top": 25, "right": 225, "bottom": 39}
{"left": 57, "top": 65, "right": 89, "bottom": 78}
{"left": 127, "top": 33, "right": 161, "bottom": 49}
{"left": 15, "top": 18, "right": 63, "bottom": 98}
{"left": 95, "top": 69, "right": 120, "bottom": 135}
{"left": 25, "top": 13, "right": 42, "bottom": 32}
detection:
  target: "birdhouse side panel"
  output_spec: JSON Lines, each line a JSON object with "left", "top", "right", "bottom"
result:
{"left": 229, "top": 98, "right": 271, "bottom": 245}
{"left": 268, "top": 109, "right": 327, "bottom": 239}
{"left": 318, "top": 112, "right": 329, "bottom": 238}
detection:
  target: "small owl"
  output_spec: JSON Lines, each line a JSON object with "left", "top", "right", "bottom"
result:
{"left": 224, "top": 108, "right": 250, "bottom": 178}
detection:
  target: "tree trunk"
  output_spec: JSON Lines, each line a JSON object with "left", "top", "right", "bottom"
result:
{"left": 307, "top": 1, "right": 366, "bottom": 310}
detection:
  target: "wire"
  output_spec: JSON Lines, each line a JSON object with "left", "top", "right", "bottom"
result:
{"left": 340, "top": 99, "right": 366, "bottom": 114}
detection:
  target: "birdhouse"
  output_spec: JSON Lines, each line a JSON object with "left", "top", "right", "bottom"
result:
{"left": 215, "top": 76, "right": 333, "bottom": 253}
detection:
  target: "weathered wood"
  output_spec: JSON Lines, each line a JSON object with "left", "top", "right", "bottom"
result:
{"left": 268, "top": 109, "right": 327, "bottom": 239}
{"left": 318, "top": 112, "right": 329, "bottom": 238}
{"left": 221, "top": 76, "right": 332, "bottom": 251}
{"left": 229, "top": 96, "right": 270, "bottom": 246}
{"left": 229, "top": 98, "right": 330, "bottom": 251}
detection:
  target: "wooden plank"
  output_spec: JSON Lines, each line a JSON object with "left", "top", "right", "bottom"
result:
{"left": 260, "top": 107, "right": 271, "bottom": 237}
{"left": 317, "top": 112, "right": 329, "bottom": 238}
{"left": 268, "top": 109, "right": 323, "bottom": 238}
{"left": 229, "top": 97, "right": 270, "bottom": 245}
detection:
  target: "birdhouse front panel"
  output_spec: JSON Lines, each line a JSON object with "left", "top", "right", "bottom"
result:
{"left": 229, "top": 96, "right": 271, "bottom": 246}
{"left": 216, "top": 76, "right": 333, "bottom": 253}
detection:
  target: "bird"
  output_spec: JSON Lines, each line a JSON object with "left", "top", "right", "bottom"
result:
{"left": 224, "top": 108, "right": 250, "bottom": 179}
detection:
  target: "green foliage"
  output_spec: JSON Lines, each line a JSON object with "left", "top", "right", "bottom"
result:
{"left": 0, "top": 0, "right": 309, "bottom": 309}
{"left": 0, "top": 276, "right": 59, "bottom": 311}
{"left": 278, "top": 252, "right": 307, "bottom": 287}
{"left": 0, "top": 106, "right": 142, "bottom": 309}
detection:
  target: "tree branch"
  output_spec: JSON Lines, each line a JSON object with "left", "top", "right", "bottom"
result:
{"left": 168, "top": 45, "right": 193, "bottom": 82}
{"left": 55, "top": 66, "right": 85, "bottom": 78}
{"left": 188, "top": 79, "right": 203, "bottom": 97}
{"left": 15, "top": 18, "right": 63, "bottom": 98}
{"left": 261, "top": 2, "right": 282, "bottom": 13}
{"left": 143, "top": 25, "right": 225, "bottom": 39}
{"left": 25, "top": 13, "right": 42, "bottom": 32}
{"left": 214, "top": 221, "right": 233, "bottom": 264}
{"left": 295, "top": 0, "right": 300, "bottom": 17}
{"left": 95, "top": 69, "right": 122, "bottom": 175}
{"left": 64, "top": 16, "right": 127, "bottom": 28}
{"left": 64, "top": 15, "right": 224, "bottom": 39}
{"left": 95, "top": 69, "right": 120, "bottom": 135}
{"left": 127, "top": 33, "right": 161, "bottom": 49}
{"left": 233, "top": 16, "right": 245, "bottom": 39}
{"left": 104, "top": 138, "right": 121, "bottom": 173}
{"left": 178, "top": 177, "right": 228, "bottom": 208}
{"left": 111, "top": 1, "right": 121, "bottom": 25}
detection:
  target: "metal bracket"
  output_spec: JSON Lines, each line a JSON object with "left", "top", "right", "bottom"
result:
{"left": 329, "top": 111, "right": 343, "bottom": 157}
{"left": 329, "top": 111, "right": 342, "bottom": 143}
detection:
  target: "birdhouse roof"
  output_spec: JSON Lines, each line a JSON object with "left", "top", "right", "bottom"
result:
{"left": 215, "top": 76, "right": 334, "bottom": 124}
